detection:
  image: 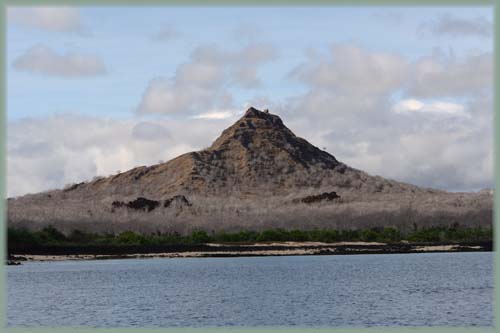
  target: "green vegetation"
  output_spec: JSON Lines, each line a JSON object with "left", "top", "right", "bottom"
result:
{"left": 7, "top": 225, "right": 492, "bottom": 249}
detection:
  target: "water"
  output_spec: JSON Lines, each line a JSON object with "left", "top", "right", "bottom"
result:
{"left": 7, "top": 252, "right": 493, "bottom": 328}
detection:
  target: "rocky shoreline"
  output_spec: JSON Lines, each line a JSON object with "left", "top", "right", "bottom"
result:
{"left": 7, "top": 241, "right": 492, "bottom": 263}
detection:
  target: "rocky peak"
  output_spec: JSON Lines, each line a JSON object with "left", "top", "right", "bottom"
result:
{"left": 242, "top": 106, "right": 283, "bottom": 124}
{"left": 207, "top": 107, "right": 340, "bottom": 170}
{"left": 209, "top": 107, "right": 293, "bottom": 150}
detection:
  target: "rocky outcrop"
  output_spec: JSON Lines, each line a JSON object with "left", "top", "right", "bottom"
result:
{"left": 112, "top": 197, "right": 160, "bottom": 212}
{"left": 111, "top": 195, "right": 192, "bottom": 212}
{"left": 296, "top": 192, "right": 341, "bottom": 204}
{"left": 164, "top": 195, "right": 191, "bottom": 208}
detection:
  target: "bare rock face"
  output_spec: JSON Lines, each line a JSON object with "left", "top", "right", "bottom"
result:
{"left": 7, "top": 107, "right": 493, "bottom": 234}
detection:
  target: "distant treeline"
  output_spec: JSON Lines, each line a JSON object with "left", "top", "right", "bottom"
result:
{"left": 8, "top": 225, "right": 492, "bottom": 248}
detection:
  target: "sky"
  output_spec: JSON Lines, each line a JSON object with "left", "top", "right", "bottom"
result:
{"left": 6, "top": 6, "right": 494, "bottom": 197}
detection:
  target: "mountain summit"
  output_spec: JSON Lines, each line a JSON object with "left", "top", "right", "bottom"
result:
{"left": 209, "top": 107, "right": 340, "bottom": 169}
{"left": 58, "top": 107, "right": 410, "bottom": 198}
{"left": 8, "top": 107, "right": 493, "bottom": 234}
{"left": 186, "top": 106, "right": 346, "bottom": 195}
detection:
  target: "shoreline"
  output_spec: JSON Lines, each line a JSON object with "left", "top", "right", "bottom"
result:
{"left": 8, "top": 241, "right": 492, "bottom": 263}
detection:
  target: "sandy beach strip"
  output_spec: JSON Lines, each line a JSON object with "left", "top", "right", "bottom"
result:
{"left": 8, "top": 241, "right": 489, "bottom": 262}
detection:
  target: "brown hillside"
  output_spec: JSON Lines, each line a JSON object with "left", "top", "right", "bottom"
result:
{"left": 7, "top": 107, "right": 493, "bottom": 234}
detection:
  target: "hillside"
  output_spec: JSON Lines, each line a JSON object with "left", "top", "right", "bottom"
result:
{"left": 7, "top": 107, "right": 493, "bottom": 234}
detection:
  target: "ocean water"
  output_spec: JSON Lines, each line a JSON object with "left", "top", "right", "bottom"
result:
{"left": 7, "top": 252, "right": 493, "bottom": 328}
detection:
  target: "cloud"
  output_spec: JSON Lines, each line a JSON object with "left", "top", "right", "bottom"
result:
{"left": 12, "top": 45, "right": 107, "bottom": 77}
{"left": 289, "top": 45, "right": 492, "bottom": 120}
{"left": 392, "top": 99, "right": 467, "bottom": 116}
{"left": 285, "top": 44, "right": 409, "bottom": 132}
{"left": 283, "top": 43, "right": 493, "bottom": 192}
{"left": 419, "top": 14, "right": 492, "bottom": 38}
{"left": 309, "top": 95, "right": 493, "bottom": 192}
{"left": 407, "top": 50, "right": 492, "bottom": 98}
{"left": 137, "top": 43, "right": 277, "bottom": 114}
{"left": 153, "top": 24, "right": 180, "bottom": 41}
{"left": 291, "top": 44, "right": 408, "bottom": 96}
{"left": 388, "top": 108, "right": 492, "bottom": 190}
{"left": 7, "top": 114, "right": 239, "bottom": 197}
{"left": 7, "top": 42, "right": 493, "bottom": 196}
{"left": 132, "top": 122, "right": 171, "bottom": 141}
{"left": 192, "top": 110, "right": 237, "bottom": 120}
{"left": 8, "top": 7, "right": 83, "bottom": 33}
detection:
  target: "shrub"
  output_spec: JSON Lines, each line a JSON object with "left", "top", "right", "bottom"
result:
{"left": 36, "top": 225, "right": 67, "bottom": 244}
{"left": 360, "top": 229, "right": 379, "bottom": 242}
{"left": 6, "top": 225, "right": 493, "bottom": 248}
{"left": 8, "top": 227, "right": 41, "bottom": 247}
{"left": 68, "top": 229, "right": 94, "bottom": 244}
{"left": 256, "top": 229, "right": 287, "bottom": 242}
{"left": 114, "top": 231, "right": 146, "bottom": 245}
{"left": 189, "top": 230, "right": 211, "bottom": 244}
{"left": 381, "top": 227, "right": 401, "bottom": 242}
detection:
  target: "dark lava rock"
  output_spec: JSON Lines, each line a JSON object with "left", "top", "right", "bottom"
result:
{"left": 164, "top": 195, "right": 191, "bottom": 208}
{"left": 298, "top": 191, "right": 340, "bottom": 204}
{"left": 112, "top": 197, "right": 160, "bottom": 212}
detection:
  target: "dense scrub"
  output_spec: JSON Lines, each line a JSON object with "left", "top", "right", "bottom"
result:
{"left": 8, "top": 225, "right": 492, "bottom": 249}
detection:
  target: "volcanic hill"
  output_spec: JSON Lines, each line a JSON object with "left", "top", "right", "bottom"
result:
{"left": 8, "top": 107, "right": 493, "bottom": 234}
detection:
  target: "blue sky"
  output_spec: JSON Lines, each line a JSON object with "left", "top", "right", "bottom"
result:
{"left": 6, "top": 6, "right": 494, "bottom": 196}
{"left": 7, "top": 6, "right": 492, "bottom": 119}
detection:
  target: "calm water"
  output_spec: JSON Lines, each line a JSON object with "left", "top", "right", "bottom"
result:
{"left": 7, "top": 252, "right": 493, "bottom": 328}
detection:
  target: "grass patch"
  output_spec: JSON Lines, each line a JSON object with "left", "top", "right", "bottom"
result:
{"left": 8, "top": 225, "right": 492, "bottom": 249}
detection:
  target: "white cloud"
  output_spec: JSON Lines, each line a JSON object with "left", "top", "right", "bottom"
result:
{"left": 12, "top": 44, "right": 107, "bottom": 77}
{"left": 8, "top": 7, "right": 83, "bottom": 33}
{"left": 408, "top": 50, "right": 492, "bottom": 98}
{"left": 291, "top": 44, "right": 408, "bottom": 96}
{"left": 137, "top": 44, "right": 277, "bottom": 115}
{"left": 419, "top": 14, "right": 492, "bottom": 38}
{"left": 285, "top": 44, "right": 410, "bottom": 132}
{"left": 391, "top": 125, "right": 492, "bottom": 190}
{"left": 7, "top": 41, "right": 493, "bottom": 196}
{"left": 312, "top": 95, "right": 492, "bottom": 192}
{"left": 132, "top": 122, "right": 171, "bottom": 141}
{"left": 392, "top": 99, "right": 467, "bottom": 116}
{"left": 7, "top": 114, "right": 238, "bottom": 197}
{"left": 192, "top": 110, "right": 237, "bottom": 120}
{"left": 283, "top": 43, "right": 493, "bottom": 192}
{"left": 291, "top": 44, "right": 492, "bottom": 103}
